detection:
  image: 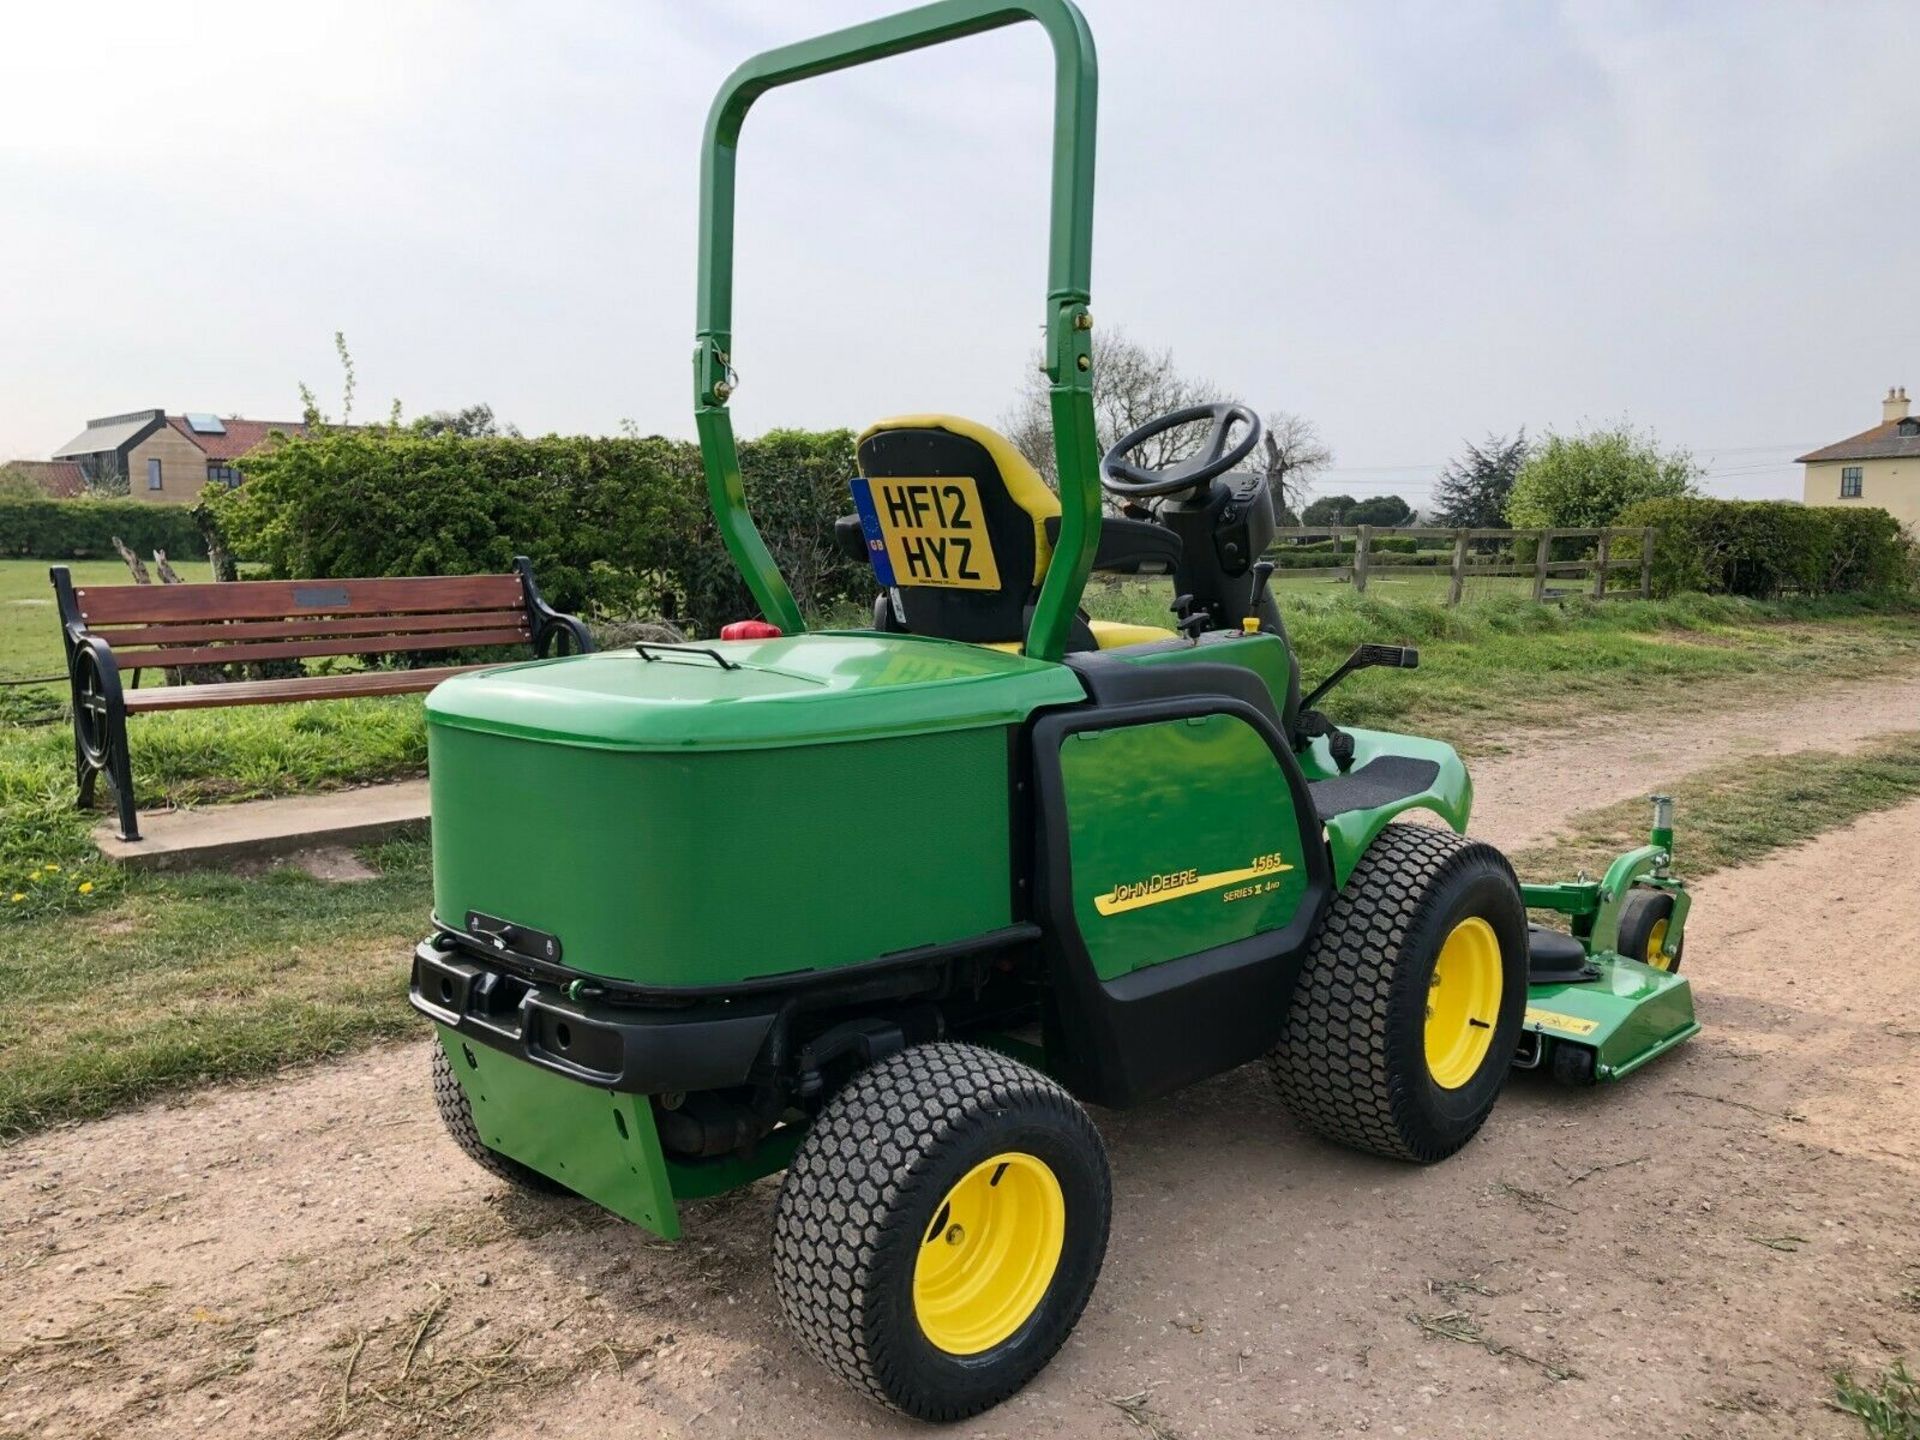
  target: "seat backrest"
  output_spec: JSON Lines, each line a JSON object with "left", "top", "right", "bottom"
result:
{"left": 853, "top": 415, "right": 1059, "bottom": 645}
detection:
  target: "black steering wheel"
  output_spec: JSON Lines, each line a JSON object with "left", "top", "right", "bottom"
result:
{"left": 1100, "top": 402, "right": 1263, "bottom": 499}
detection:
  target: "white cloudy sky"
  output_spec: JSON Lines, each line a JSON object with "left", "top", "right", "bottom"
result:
{"left": 2, "top": 1, "right": 1915, "bottom": 507}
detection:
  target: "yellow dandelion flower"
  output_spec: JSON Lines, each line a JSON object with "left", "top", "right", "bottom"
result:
{"left": 78, "top": 881, "right": 94, "bottom": 895}
{"left": 43, "top": 863, "right": 60, "bottom": 873}
{"left": 8, "top": 893, "right": 23, "bottom": 904}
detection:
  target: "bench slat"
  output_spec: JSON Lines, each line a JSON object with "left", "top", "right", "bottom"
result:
{"left": 94, "top": 609, "right": 531, "bottom": 648}
{"left": 113, "top": 627, "right": 533, "bottom": 673}
{"left": 120, "top": 664, "right": 491, "bottom": 711}
{"left": 72, "top": 574, "right": 525, "bottom": 625}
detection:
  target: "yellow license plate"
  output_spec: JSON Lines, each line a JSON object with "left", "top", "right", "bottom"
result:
{"left": 862, "top": 476, "right": 1002, "bottom": 591}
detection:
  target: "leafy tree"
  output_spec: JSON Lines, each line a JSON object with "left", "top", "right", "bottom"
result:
{"left": 1003, "top": 329, "right": 1328, "bottom": 514}
{"left": 1507, "top": 422, "right": 1701, "bottom": 528}
{"left": 1301, "top": 494, "right": 1357, "bottom": 526}
{"left": 1345, "top": 494, "right": 1414, "bottom": 527}
{"left": 207, "top": 427, "right": 867, "bottom": 631}
{"left": 1432, "top": 430, "right": 1528, "bottom": 529}
{"left": 411, "top": 403, "right": 520, "bottom": 439}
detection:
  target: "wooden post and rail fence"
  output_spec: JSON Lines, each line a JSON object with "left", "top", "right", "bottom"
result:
{"left": 1262, "top": 525, "right": 1656, "bottom": 607}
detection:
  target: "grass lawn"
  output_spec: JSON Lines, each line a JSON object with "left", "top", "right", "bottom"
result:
{"left": 1085, "top": 578, "right": 1920, "bottom": 745}
{"left": 0, "top": 555, "right": 216, "bottom": 682}
{"left": 1834, "top": 1360, "right": 1920, "bottom": 1440}
{"left": 1509, "top": 731, "right": 1920, "bottom": 882}
{"left": 5, "top": 560, "right": 1920, "bottom": 1139}
{"left": 0, "top": 838, "right": 429, "bottom": 1137}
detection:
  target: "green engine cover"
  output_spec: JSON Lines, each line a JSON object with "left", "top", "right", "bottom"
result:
{"left": 425, "top": 633, "right": 1082, "bottom": 987}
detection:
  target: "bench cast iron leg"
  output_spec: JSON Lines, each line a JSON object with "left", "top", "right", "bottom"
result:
{"left": 70, "top": 643, "right": 140, "bottom": 841}
{"left": 104, "top": 705, "right": 140, "bottom": 842}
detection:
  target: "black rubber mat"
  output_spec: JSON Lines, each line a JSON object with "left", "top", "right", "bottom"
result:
{"left": 1307, "top": 756, "right": 1441, "bottom": 820}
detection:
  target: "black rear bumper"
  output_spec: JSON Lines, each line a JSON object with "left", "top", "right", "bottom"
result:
{"left": 409, "top": 939, "right": 780, "bottom": 1094}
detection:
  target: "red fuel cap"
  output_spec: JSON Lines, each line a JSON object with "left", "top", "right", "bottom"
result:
{"left": 719, "top": 620, "right": 783, "bottom": 640}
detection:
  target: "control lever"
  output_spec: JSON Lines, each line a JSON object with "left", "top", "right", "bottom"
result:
{"left": 1298, "top": 643, "right": 1420, "bottom": 714}
{"left": 1244, "top": 560, "right": 1276, "bottom": 630}
{"left": 1169, "top": 593, "right": 1210, "bottom": 641}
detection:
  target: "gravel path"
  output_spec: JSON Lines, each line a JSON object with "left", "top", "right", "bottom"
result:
{"left": 4, "top": 694, "right": 1918, "bottom": 1440}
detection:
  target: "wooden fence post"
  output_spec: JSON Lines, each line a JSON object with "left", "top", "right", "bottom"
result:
{"left": 1532, "top": 531, "right": 1551, "bottom": 603}
{"left": 1591, "top": 530, "right": 1612, "bottom": 600}
{"left": 1640, "top": 527, "right": 1655, "bottom": 599}
{"left": 1447, "top": 529, "right": 1468, "bottom": 607}
{"left": 1353, "top": 526, "right": 1371, "bottom": 594}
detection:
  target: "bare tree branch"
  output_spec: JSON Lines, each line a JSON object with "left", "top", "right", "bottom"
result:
{"left": 1001, "top": 330, "right": 1329, "bottom": 519}
{"left": 1246, "top": 414, "right": 1332, "bottom": 522}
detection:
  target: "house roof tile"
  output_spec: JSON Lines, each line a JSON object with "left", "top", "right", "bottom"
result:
{"left": 164, "top": 415, "right": 309, "bottom": 461}
{"left": 1796, "top": 419, "right": 1920, "bottom": 464}
{"left": 4, "top": 459, "right": 87, "bottom": 498}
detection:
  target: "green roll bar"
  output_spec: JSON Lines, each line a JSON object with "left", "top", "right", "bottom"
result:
{"left": 693, "top": 0, "right": 1101, "bottom": 662}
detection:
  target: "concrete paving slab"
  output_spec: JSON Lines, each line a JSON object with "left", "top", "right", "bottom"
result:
{"left": 94, "top": 779, "right": 429, "bottom": 871}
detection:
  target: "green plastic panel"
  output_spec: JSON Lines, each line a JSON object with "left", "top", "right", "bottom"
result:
{"left": 1057, "top": 712, "right": 1310, "bottom": 980}
{"left": 426, "top": 632, "right": 1082, "bottom": 753}
{"left": 437, "top": 1027, "right": 681, "bottom": 1239}
{"left": 1296, "top": 726, "right": 1473, "bottom": 884}
{"left": 429, "top": 722, "right": 1015, "bottom": 986}
{"left": 1525, "top": 955, "right": 1699, "bottom": 1079}
{"left": 1111, "top": 634, "right": 1472, "bottom": 886}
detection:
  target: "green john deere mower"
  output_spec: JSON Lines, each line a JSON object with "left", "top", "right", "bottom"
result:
{"left": 410, "top": 0, "right": 1699, "bottom": 1419}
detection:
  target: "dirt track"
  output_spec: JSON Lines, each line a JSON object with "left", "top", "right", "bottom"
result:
{"left": 4, "top": 696, "right": 1919, "bottom": 1440}
{"left": 1459, "top": 666, "right": 1920, "bottom": 850}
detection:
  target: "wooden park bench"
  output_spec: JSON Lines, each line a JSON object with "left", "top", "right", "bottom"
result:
{"left": 50, "top": 557, "right": 592, "bottom": 841}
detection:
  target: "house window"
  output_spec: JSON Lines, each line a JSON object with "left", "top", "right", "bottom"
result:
{"left": 1840, "top": 466, "right": 1863, "bottom": 498}
{"left": 206, "top": 463, "right": 240, "bottom": 488}
{"left": 147, "top": 458, "right": 163, "bottom": 490}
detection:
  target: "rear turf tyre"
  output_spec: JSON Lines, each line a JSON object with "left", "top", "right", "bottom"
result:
{"left": 1617, "top": 888, "right": 1682, "bottom": 972}
{"left": 1268, "top": 822, "right": 1528, "bottom": 1163}
{"left": 430, "top": 1042, "right": 566, "bottom": 1194}
{"left": 771, "top": 1041, "right": 1111, "bottom": 1420}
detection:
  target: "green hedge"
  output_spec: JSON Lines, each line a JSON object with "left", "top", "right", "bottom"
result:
{"left": 1618, "top": 497, "right": 1913, "bottom": 599}
{"left": 203, "top": 427, "right": 869, "bottom": 633}
{"left": 0, "top": 498, "right": 209, "bottom": 559}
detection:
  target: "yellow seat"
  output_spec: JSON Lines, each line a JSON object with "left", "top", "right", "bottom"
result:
{"left": 856, "top": 415, "right": 1175, "bottom": 654}
{"left": 1087, "top": 619, "right": 1175, "bottom": 648}
{"left": 980, "top": 621, "right": 1176, "bottom": 655}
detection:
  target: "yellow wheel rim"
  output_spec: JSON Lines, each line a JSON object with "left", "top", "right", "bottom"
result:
{"left": 1424, "top": 916, "right": 1503, "bottom": 1090}
{"left": 912, "top": 1152, "right": 1065, "bottom": 1355}
{"left": 1646, "top": 916, "right": 1674, "bottom": 971}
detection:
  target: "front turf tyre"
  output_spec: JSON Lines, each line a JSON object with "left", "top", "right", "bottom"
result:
{"left": 1617, "top": 888, "right": 1682, "bottom": 972}
{"left": 1268, "top": 823, "right": 1528, "bottom": 1163}
{"left": 429, "top": 1041, "right": 565, "bottom": 1194}
{"left": 771, "top": 1041, "right": 1111, "bottom": 1421}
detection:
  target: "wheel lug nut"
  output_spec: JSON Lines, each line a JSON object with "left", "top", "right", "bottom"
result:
{"left": 945, "top": 1224, "right": 965, "bottom": 1246}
